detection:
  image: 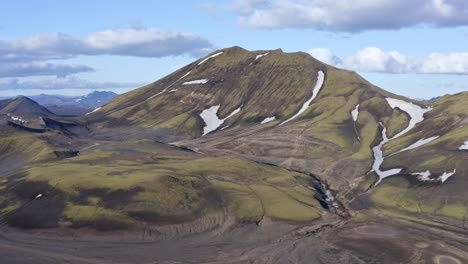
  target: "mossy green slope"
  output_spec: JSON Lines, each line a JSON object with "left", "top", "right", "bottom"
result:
{"left": 0, "top": 141, "right": 325, "bottom": 230}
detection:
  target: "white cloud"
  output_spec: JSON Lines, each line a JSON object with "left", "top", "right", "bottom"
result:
{"left": 308, "top": 47, "right": 468, "bottom": 75}
{"left": 0, "top": 27, "right": 213, "bottom": 79}
{"left": 0, "top": 77, "right": 143, "bottom": 91}
{"left": 0, "top": 28, "right": 214, "bottom": 63}
{"left": 420, "top": 52, "right": 468, "bottom": 74}
{"left": 218, "top": 0, "right": 468, "bottom": 32}
{"left": 0, "top": 62, "right": 93, "bottom": 78}
{"left": 342, "top": 47, "right": 415, "bottom": 73}
{"left": 308, "top": 48, "right": 342, "bottom": 65}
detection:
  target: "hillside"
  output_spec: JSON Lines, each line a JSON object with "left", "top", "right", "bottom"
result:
{"left": 0, "top": 96, "right": 53, "bottom": 117}
{"left": 0, "top": 47, "right": 466, "bottom": 263}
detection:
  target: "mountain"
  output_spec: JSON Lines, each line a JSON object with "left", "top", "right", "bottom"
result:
{"left": 422, "top": 95, "right": 448, "bottom": 102}
{"left": 0, "top": 47, "right": 466, "bottom": 263}
{"left": 29, "top": 91, "right": 118, "bottom": 116}
{"left": 31, "top": 91, "right": 118, "bottom": 109}
{"left": 0, "top": 96, "right": 53, "bottom": 117}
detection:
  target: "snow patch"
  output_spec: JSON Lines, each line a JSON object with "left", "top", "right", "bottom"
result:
{"left": 200, "top": 105, "right": 242, "bottom": 136}
{"left": 182, "top": 79, "right": 208, "bottom": 85}
{"left": 458, "top": 141, "right": 468, "bottom": 150}
{"left": 280, "top": 70, "right": 325, "bottom": 126}
{"left": 85, "top": 107, "right": 101, "bottom": 115}
{"left": 351, "top": 104, "right": 360, "bottom": 122}
{"left": 255, "top": 52, "right": 269, "bottom": 60}
{"left": 439, "top": 169, "right": 456, "bottom": 183}
{"left": 392, "top": 136, "right": 439, "bottom": 155}
{"left": 412, "top": 171, "right": 432, "bottom": 182}
{"left": 198, "top": 52, "right": 223, "bottom": 65}
{"left": 260, "top": 116, "right": 276, "bottom": 124}
{"left": 8, "top": 115, "right": 26, "bottom": 124}
{"left": 412, "top": 169, "right": 456, "bottom": 183}
{"left": 385, "top": 98, "right": 432, "bottom": 139}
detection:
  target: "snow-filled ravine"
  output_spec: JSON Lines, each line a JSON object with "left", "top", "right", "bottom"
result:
{"left": 391, "top": 136, "right": 439, "bottom": 155}
{"left": 260, "top": 116, "right": 276, "bottom": 124}
{"left": 255, "top": 52, "right": 269, "bottom": 60}
{"left": 183, "top": 79, "right": 208, "bottom": 85}
{"left": 198, "top": 52, "right": 223, "bottom": 65}
{"left": 279, "top": 71, "right": 325, "bottom": 126}
{"left": 200, "top": 105, "right": 242, "bottom": 136}
{"left": 351, "top": 104, "right": 361, "bottom": 141}
{"left": 147, "top": 52, "right": 221, "bottom": 100}
{"left": 371, "top": 99, "right": 433, "bottom": 185}
{"left": 351, "top": 104, "right": 360, "bottom": 122}
{"left": 147, "top": 71, "right": 193, "bottom": 100}
{"left": 385, "top": 98, "right": 432, "bottom": 139}
{"left": 372, "top": 124, "right": 402, "bottom": 185}
{"left": 85, "top": 107, "right": 101, "bottom": 115}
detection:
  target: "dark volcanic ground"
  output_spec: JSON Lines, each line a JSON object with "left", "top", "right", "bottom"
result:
{"left": 0, "top": 215, "right": 466, "bottom": 264}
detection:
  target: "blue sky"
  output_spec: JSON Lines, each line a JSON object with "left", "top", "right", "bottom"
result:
{"left": 1, "top": 0, "right": 468, "bottom": 99}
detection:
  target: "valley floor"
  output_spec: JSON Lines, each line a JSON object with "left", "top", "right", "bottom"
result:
{"left": 0, "top": 212, "right": 466, "bottom": 264}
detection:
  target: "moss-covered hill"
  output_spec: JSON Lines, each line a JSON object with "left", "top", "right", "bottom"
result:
{"left": 0, "top": 140, "right": 329, "bottom": 231}
{"left": 0, "top": 46, "right": 466, "bottom": 235}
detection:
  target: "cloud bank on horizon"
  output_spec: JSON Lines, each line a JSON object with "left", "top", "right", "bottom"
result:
{"left": 0, "top": 27, "right": 213, "bottom": 91}
{"left": 0, "top": 77, "right": 143, "bottom": 91}
{"left": 223, "top": 0, "right": 468, "bottom": 32}
{"left": 309, "top": 47, "right": 468, "bottom": 75}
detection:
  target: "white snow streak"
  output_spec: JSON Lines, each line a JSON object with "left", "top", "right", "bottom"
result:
{"left": 146, "top": 71, "right": 192, "bottom": 100}
{"left": 372, "top": 99, "right": 433, "bottom": 185}
{"left": 85, "top": 107, "right": 101, "bottom": 115}
{"left": 179, "top": 71, "right": 192, "bottom": 80}
{"left": 372, "top": 124, "right": 402, "bottom": 185}
{"left": 392, "top": 136, "right": 439, "bottom": 155}
{"left": 458, "top": 141, "right": 468, "bottom": 150}
{"left": 280, "top": 70, "right": 325, "bottom": 126}
{"left": 260, "top": 116, "right": 276, "bottom": 124}
{"left": 255, "top": 52, "right": 269, "bottom": 60}
{"left": 198, "top": 52, "right": 223, "bottom": 65}
{"left": 351, "top": 104, "right": 361, "bottom": 141}
{"left": 385, "top": 98, "right": 432, "bottom": 139}
{"left": 200, "top": 105, "right": 242, "bottom": 136}
{"left": 182, "top": 79, "right": 208, "bottom": 85}
{"left": 351, "top": 104, "right": 360, "bottom": 122}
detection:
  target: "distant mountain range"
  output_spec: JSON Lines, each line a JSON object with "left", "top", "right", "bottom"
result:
{"left": 32, "top": 90, "right": 117, "bottom": 110}
{"left": 0, "top": 91, "right": 118, "bottom": 116}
